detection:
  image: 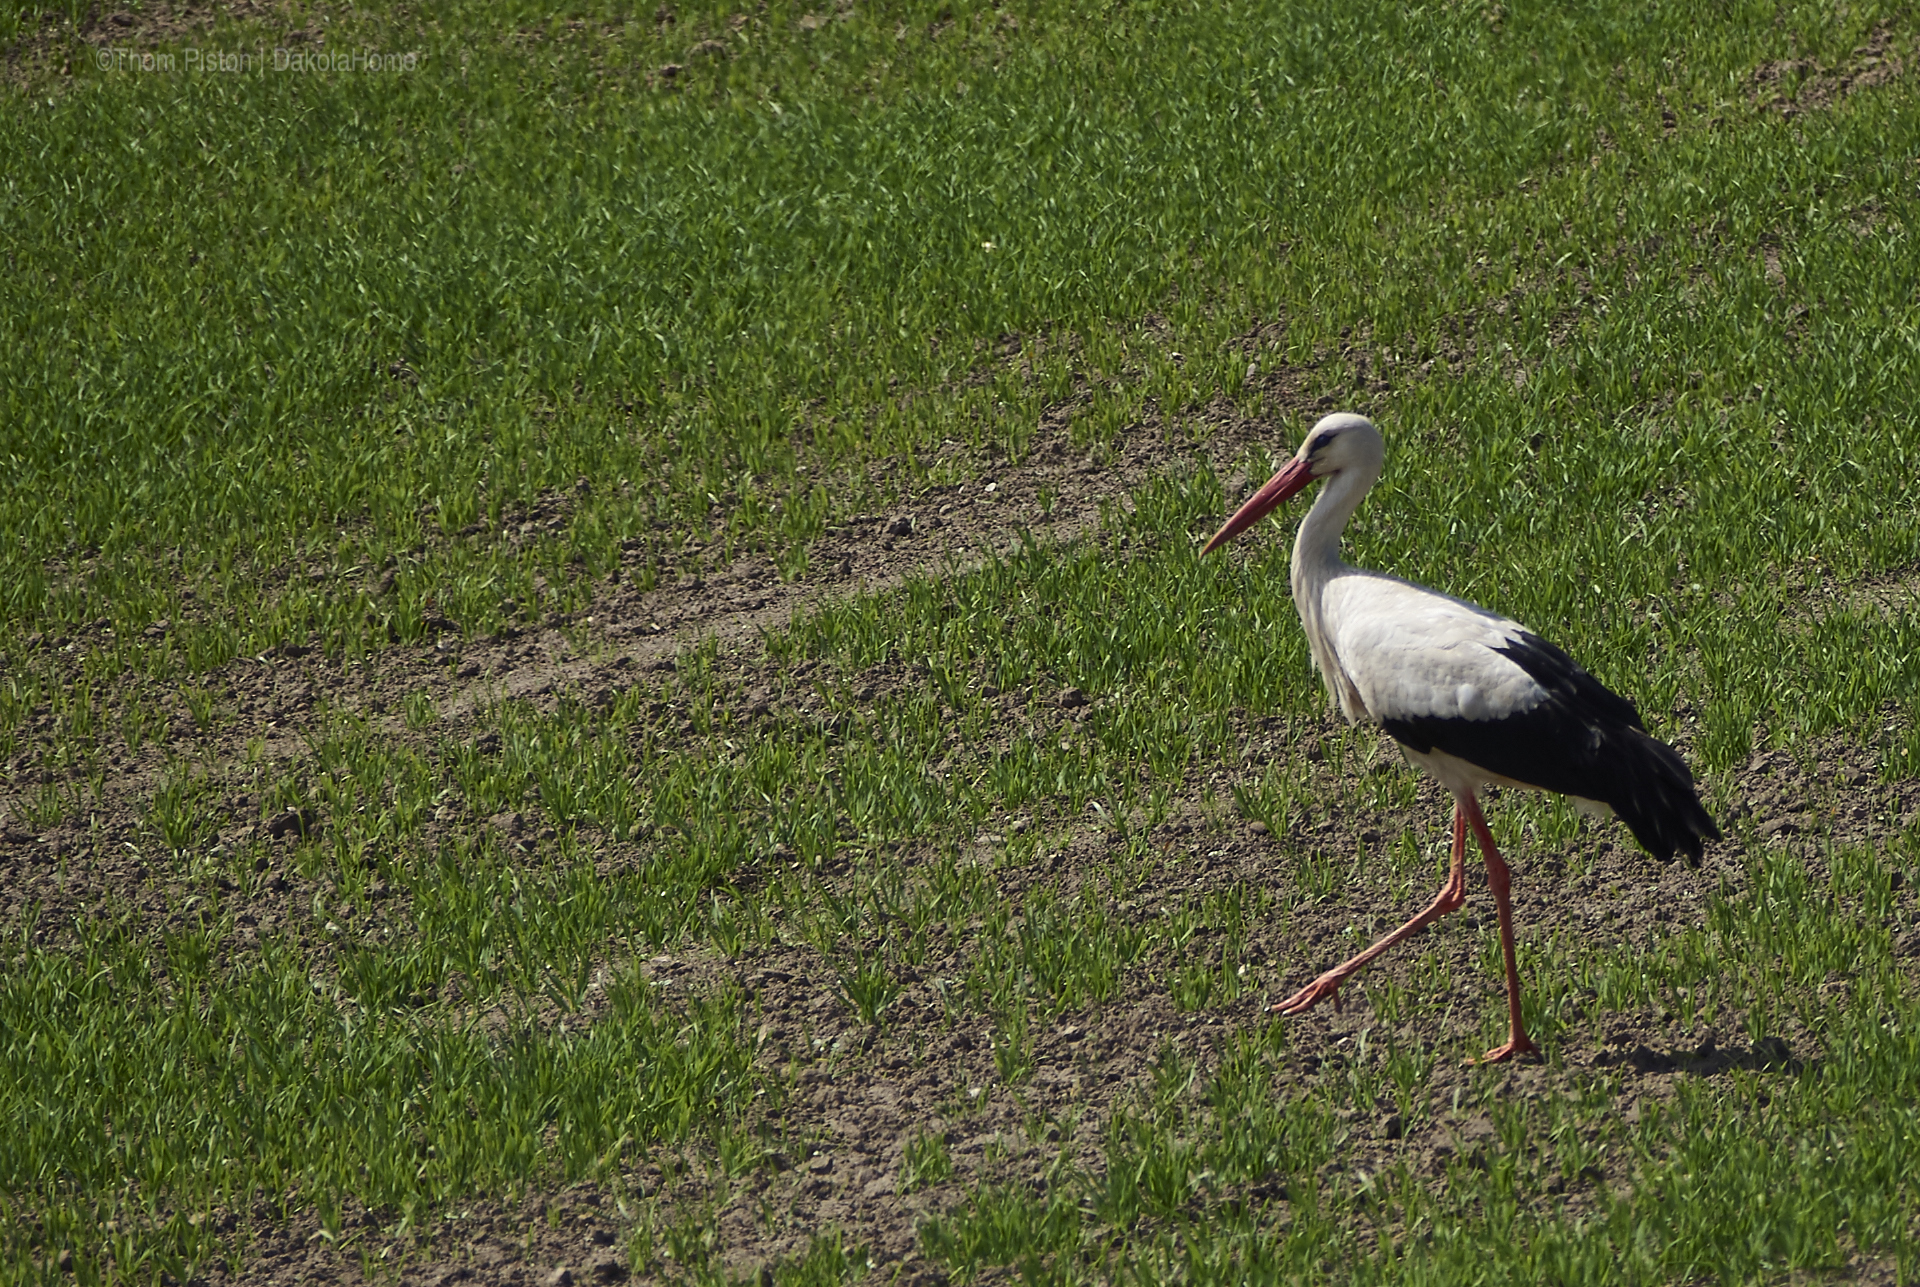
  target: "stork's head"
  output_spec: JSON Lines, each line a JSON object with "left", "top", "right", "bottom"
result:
{"left": 1201, "top": 413, "right": 1382, "bottom": 555}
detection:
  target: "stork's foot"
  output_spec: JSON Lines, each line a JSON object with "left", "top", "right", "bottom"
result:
{"left": 1474, "top": 1034, "right": 1540, "bottom": 1064}
{"left": 1269, "top": 971, "right": 1350, "bottom": 1016}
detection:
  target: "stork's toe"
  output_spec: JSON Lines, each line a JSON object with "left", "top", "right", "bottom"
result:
{"left": 1270, "top": 974, "right": 1345, "bottom": 1015}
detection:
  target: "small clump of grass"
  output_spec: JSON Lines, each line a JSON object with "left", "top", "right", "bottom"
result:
{"left": 902, "top": 1131, "right": 956, "bottom": 1193}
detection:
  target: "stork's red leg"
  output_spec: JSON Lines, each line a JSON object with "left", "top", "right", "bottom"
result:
{"left": 1461, "top": 793, "right": 1539, "bottom": 1063}
{"left": 1270, "top": 803, "right": 1469, "bottom": 1016}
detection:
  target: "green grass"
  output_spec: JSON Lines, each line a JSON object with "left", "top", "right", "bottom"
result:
{"left": 3, "top": 0, "right": 1910, "bottom": 664}
{"left": 1, "top": 920, "right": 765, "bottom": 1279}
{"left": 6, "top": 0, "right": 1920, "bottom": 1282}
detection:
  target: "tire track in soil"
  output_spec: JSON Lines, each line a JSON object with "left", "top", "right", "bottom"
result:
{"left": 0, "top": 347, "right": 1327, "bottom": 892}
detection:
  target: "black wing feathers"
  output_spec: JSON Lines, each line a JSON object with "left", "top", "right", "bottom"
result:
{"left": 1380, "top": 632, "right": 1720, "bottom": 864}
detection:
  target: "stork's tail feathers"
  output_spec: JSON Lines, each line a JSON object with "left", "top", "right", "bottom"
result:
{"left": 1605, "top": 727, "right": 1721, "bottom": 865}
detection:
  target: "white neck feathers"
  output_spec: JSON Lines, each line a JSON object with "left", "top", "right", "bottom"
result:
{"left": 1289, "top": 459, "right": 1381, "bottom": 719}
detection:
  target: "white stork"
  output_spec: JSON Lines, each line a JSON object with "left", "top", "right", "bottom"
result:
{"left": 1203, "top": 413, "right": 1718, "bottom": 1062}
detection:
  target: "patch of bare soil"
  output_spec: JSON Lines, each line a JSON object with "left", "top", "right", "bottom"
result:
{"left": 1749, "top": 19, "right": 1909, "bottom": 118}
{"left": 1836, "top": 559, "right": 1920, "bottom": 623}
{"left": 3, "top": 0, "right": 309, "bottom": 79}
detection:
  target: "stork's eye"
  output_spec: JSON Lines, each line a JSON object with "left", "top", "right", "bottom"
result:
{"left": 1309, "top": 431, "right": 1335, "bottom": 455}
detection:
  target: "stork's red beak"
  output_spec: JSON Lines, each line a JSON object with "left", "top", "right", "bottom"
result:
{"left": 1201, "top": 457, "right": 1317, "bottom": 555}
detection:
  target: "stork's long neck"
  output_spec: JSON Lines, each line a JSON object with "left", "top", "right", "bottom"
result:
{"left": 1290, "top": 464, "right": 1374, "bottom": 595}
{"left": 1290, "top": 462, "right": 1379, "bottom": 714}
